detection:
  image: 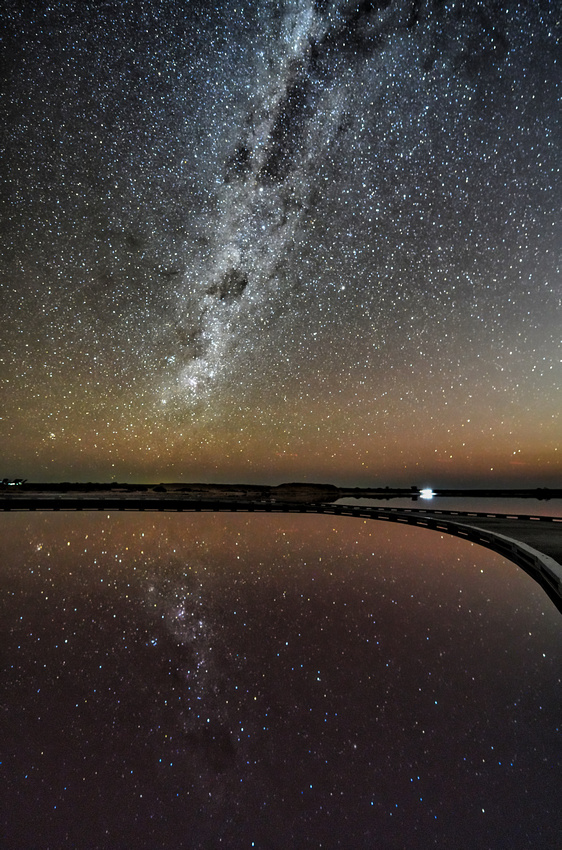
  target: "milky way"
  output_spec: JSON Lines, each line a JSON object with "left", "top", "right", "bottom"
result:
{"left": 1, "top": 0, "right": 560, "bottom": 483}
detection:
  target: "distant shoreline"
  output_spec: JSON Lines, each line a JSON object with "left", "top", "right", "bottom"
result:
{"left": 1, "top": 482, "right": 560, "bottom": 503}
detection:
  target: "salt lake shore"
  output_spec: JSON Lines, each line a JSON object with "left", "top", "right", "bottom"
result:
{"left": 1, "top": 482, "right": 560, "bottom": 503}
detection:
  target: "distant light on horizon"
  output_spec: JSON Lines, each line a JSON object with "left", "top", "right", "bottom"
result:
{"left": 420, "top": 489, "right": 434, "bottom": 500}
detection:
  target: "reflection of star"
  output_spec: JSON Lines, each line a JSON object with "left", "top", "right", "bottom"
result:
{"left": 146, "top": 578, "right": 217, "bottom": 714}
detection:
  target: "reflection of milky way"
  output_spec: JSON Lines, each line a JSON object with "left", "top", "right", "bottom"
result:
{"left": 2, "top": 512, "right": 561, "bottom": 848}
{"left": 144, "top": 573, "right": 241, "bottom": 769}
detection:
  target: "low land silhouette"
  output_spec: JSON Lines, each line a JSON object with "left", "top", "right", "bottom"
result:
{"left": 1, "top": 481, "right": 560, "bottom": 502}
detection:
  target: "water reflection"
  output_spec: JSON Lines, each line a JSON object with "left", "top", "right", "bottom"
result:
{"left": 1, "top": 512, "right": 560, "bottom": 848}
{"left": 336, "top": 496, "right": 562, "bottom": 516}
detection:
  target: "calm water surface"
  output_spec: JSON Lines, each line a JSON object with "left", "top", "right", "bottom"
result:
{"left": 1, "top": 510, "right": 561, "bottom": 849}
{"left": 336, "top": 496, "right": 562, "bottom": 515}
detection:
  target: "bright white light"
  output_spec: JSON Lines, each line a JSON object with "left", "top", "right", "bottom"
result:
{"left": 420, "top": 488, "right": 434, "bottom": 499}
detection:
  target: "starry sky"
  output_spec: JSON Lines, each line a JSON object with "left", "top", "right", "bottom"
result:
{"left": 1, "top": 0, "right": 560, "bottom": 485}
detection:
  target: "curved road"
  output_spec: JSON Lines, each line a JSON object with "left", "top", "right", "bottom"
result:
{"left": 1, "top": 497, "right": 561, "bottom": 613}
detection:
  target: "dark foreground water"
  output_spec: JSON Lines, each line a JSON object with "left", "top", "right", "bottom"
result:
{"left": 1, "top": 510, "right": 561, "bottom": 849}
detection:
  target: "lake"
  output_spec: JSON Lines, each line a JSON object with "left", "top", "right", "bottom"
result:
{"left": 1, "top": 506, "right": 561, "bottom": 848}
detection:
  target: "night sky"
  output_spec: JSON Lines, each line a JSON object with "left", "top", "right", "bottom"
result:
{"left": 1, "top": 0, "right": 560, "bottom": 485}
